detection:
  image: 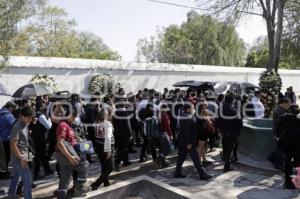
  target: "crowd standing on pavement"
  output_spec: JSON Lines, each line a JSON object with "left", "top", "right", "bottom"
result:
{"left": 0, "top": 85, "right": 299, "bottom": 199}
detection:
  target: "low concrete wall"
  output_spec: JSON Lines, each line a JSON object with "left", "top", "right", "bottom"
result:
{"left": 1, "top": 56, "right": 300, "bottom": 106}
{"left": 238, "top": 119, "right": 276, "bottom": 161}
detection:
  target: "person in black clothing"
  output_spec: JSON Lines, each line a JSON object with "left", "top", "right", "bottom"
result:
{"left": 113, "top": 100, "right": 132, "bottom": 171}
{"left": 174, "top": 102, "right": 212, "bottom": 180}
{"left": 285, "top": 86, "right": 296, "bottom": 104}
{"left": 128, "top": 94, "right": 141, "bottom": 149}
{"left": 268, "top": 97, "right": 291, "bottom": 169}
{"left": 83, "top": 96, "right": 100, "bottom": 163}
{"left": 276, "top": 105, "right": 300, "bottom": 189}
{"left": 30, "top": 103, "right": 53, "bottom": 179}
{"left": 217, "top": 92, "right": 243, "bottom": 172}
{"left": 90, "top": 109, "right": 113, "bottom": 190}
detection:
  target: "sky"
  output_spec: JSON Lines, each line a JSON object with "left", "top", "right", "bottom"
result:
{"left": 49, "top": 0, "right": 267, "bottom": 61}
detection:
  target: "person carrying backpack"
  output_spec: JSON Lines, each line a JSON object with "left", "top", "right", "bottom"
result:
{"left": 139, "top": 103, "right": 161, "bottom": 165}
{"left": 0, "top": 101, "right": 17, "bottom": 179}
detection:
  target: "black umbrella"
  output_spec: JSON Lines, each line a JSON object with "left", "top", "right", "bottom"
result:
{"left": 0, "top": 83, "right": 11, "bottom": 96}
{"left": 12, "top": 83, "right": 52, "bottom": 99}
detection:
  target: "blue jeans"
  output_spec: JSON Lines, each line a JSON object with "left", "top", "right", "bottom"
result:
{"left": 8, "top": 160, "right": 32, "bottom": 199}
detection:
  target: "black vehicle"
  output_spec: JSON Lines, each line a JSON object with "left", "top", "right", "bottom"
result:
{"left": 213, "top": 81, "right": 260, "bottom": 96}
{"left": 173, "top": 80, "right": 215, "bottom": 97}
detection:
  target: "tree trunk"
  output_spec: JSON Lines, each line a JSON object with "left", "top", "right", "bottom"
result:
{"left": 266, "top": 19, "right": 275, "bottom": 71}
{"left": 271, "top": 0, "right": 285, "bottom": 72}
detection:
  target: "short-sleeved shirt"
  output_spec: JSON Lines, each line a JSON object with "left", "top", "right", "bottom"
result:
{"left": 10, "top": 120, "right": 29, "bottom": 161}
{"left": 56, "top": 121, "right": 77, "bottom": 149}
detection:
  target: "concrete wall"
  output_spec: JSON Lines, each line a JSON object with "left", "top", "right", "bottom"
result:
{"left": 1, "top": 56, "right": 300, "bottom": 106}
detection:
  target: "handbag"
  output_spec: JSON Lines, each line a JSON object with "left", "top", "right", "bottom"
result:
{"left": 76, "top": 140, "right": 94, "bottom": 154}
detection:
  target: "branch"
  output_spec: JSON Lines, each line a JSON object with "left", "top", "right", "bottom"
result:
{"left": 272, "top": 0, "right": 277, "bottom": 20}
{"left": 259, "top": 0, "right": 267, "bottom": 17}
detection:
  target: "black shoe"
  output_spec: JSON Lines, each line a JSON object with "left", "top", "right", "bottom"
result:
{"left": 114, "top": 165, "right": 120, "bottom": 172}
{"left": 45, "top": 169, "right": 54, "bottom": 176}
{"left": 0, "top": 172, "right": 10, "bottom": 179}
{"left": 283, "top": 183, "right": 296, "bottom": 190}
{"left": 231, "top": 157, "right": 238, "bottom": 163}
{"left": 0, "top": 189, "right": 5, "bottom": 195}
{"left": 139, "top": 158, "right": 145, "bottom": 163}
{"left": 123, "top": 162, "right": 132, "bottom": 167}
{"left": 91, "top": 183, "right": 98, "bottom": 191}
{"left": 32, "top": 183, "right": 37, "bottom": 189}
{"left": 203, "top": 161, "right": 213, "bottom": 165}
{"left": 34, "top": 174, "right": 45, "bottom": 180}
{"left": 224, "top": 166, "right": 234, "bottom": 173}
{"left": 160, "top": 161, "right": 170, "bottom": 168}
{"left": 104, "top": 181, "right": 111, "bottom": 187}
{"left": 200, "top": 173, "right": 212, "bottom": 181}
{"left": 88, "top": 159, "right": 96, "bottom": 164}
{"left": 173, "top": 173, "right": 187, "bottom": 178}
{"left": 129, "top": 149, "right": 137, "bottom": 153}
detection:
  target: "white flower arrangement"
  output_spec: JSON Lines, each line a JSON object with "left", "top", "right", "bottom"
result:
{"left": 29, "top": 74, "right": 59, "bottom": 92}
{"left": 259, "top": 70, "right": 282, "bottom": 117}
{"left": 88, "top": 74, "right": 121, "bottom": 95}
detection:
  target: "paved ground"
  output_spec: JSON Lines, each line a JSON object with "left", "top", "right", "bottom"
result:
{"left": 0, "top": 148, "right": 299, "bottom": 199}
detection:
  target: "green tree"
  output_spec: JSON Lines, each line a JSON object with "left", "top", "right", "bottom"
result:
{"left": 78, "top": 31, "right": 121, "bottom": 60}
{"left": 0, "top": 0, "right": 46, "bottom": 68}
{"left": 7, "top": 5, "right": 121, "bottom": 61}
{"left": 136, "top": 11, "right": 245, "bottom": 66}
{"left": 192, "top": 0, "right": 300, "bottom": 72}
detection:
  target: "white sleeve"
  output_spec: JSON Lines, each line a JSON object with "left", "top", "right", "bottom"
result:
{"left": 104, "top": 123, "right": 113, "bottom": 152}
{"left": 39, "top": 115, "right": 52, "bottom": 130}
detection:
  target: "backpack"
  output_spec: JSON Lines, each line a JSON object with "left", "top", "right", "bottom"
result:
{"left": 143, "top": 116, "right": 161, "bottom": 138}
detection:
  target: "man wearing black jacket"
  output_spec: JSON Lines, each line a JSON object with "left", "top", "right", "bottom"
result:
{"left": 113, "top": 100, "right": 132, "bottom": 171}
{"left": 174, "top": 102, "right": 211, "bottom": 180}
{"left": 218, "top": 92, "right": 243, "bottom": 172}
{"left": 276, "top": 105, "right": 299, "bottom": 189}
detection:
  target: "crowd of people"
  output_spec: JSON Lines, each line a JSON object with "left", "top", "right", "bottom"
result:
{"left": 0, "top": 86, "right": 299, "bottom": 199}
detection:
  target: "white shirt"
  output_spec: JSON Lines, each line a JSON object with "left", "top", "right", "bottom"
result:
{"left": 251, "top": 96, "right": 265, "bottom": 118}
{"left": 94, "top": 121, "right": 114, "bottom": 152}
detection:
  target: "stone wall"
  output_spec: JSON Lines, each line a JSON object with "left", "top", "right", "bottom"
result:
{"left": 1, "top": 56, "right": 300, "bottom": 106}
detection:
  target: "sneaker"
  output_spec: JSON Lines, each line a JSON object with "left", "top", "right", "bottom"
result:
{"left": 208, "top": 149, "right": 216, "bottom": 153}
{"left": 173, "top": 173, "right": 187, "bottom": 178}
{"left": 72, "top": 186, "right": 91, "bottom": 197}
{"left": 200, "top": 173, "right": 212, "bottom": 181}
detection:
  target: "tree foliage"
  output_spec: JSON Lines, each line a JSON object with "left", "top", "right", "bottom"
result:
{"left": 193, "top": 0, "right": 300, "bottom": 72}
{"left": 136, "top": 11, "right": 245, "bottom": 66}
{"left": 245, "top": 34, "right": 300, "bottom": 69}
{"left": 0, "top": 0, "right": 46, "bottom": 69}
{"left": 3, "top": 5, "right": 121, "bottom": 61}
